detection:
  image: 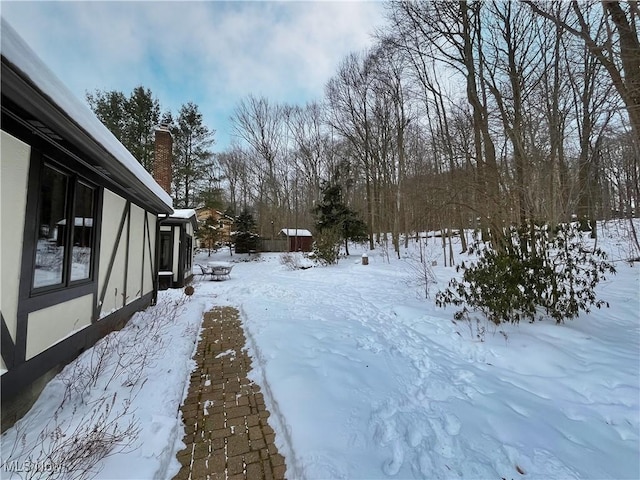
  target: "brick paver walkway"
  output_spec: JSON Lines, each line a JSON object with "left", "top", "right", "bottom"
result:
{"left": 174, "top": 307, "right": 287, "bottom": 480}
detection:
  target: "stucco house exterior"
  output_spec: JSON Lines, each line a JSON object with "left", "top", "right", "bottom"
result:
{"left": 159, "top": 209, "right": 198, "bottom": 289}
{"left": 1, "top": 20, "right": 173, "bottom": 427}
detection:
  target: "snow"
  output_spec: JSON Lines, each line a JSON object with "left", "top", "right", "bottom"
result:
{"left": 1, "top": 20, "right": 172, "bottom": 210}
{"left": 169, "top": 209, "right": 197, "bottom": 220}
{"left": 281, "top": 228, "right": 313, "bottom": 237}
{"left": 1, "top": 222, "right": 639, "bottom": 479}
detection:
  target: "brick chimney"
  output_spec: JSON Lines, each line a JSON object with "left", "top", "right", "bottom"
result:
{"left": 154, "top": 124, "right": 172, "bottom": 195}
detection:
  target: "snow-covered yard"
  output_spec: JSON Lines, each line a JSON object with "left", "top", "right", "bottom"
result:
{"left": 2, "top": 224, "right": 639, "bottom": 479}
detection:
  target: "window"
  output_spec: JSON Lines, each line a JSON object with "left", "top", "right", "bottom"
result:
{"left": 184, "top": 233, "right": 193, "bottom": 271}
{"left": 70, "top": 182, "right": 95, "bottom": 281}
{"left": 33, "top": 162, "right": 96, "bottom": 290}
{"left": 159, "top": 231, "right": 173, "bottom": 272}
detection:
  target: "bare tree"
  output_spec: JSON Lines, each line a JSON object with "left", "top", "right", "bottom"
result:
{"left": 326, "top": 52, "right": 377, "bottom": 250}
{"left": 525, "top": 1, "right": 640, "bottom": 164}
{"left": 231, "top": 95, "right": 287, "bottom": 234}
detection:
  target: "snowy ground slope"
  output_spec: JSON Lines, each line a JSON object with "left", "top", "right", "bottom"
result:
{"left": 1, "top": 289, "right": 214, "bottom": 479}
{"left": 199, "top": 237, "right": 639, "bottom": 480}
{"left": 1, "top": 223, "right": 638, "bottom": 479}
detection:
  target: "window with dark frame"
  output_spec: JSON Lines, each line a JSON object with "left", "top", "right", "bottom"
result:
{"left": 159, "top": 231, "right": 173, "bottom": 272}
{"left": 33, "top": 161, "right": 96, "bottom": 290}
{"left": 184, "top": 233, "right": 193, "bottom": 271}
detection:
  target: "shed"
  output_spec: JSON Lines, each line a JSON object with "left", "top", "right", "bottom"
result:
{"left": 1, "top": 20, "right": 173, "bottom": 427}
{"left": 279, "top": 228, "right": 314, "bottom": 252}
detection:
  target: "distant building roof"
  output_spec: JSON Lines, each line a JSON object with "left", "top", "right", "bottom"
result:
{"left": 280, "top": 228, "right": 313, "bottom": 237}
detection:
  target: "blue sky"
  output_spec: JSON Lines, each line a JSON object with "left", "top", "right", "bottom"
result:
{"left": 1, "top": 1, "right": 385, "bottom": 149}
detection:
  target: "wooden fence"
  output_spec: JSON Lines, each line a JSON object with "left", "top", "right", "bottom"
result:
{"left": 259, "top": 238, "right": 288, "bottom": 252}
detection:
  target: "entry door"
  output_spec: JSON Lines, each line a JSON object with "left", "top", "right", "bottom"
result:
{"left": 159, "top": 231, "right": 173, "bottom": 272}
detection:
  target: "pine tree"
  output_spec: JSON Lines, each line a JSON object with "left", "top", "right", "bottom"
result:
{"left": 234, "top": 209, "right": 260, "bottom": 254}
{"left": 86, "top": 89, "right": 127, "bottom": 141}
{"left": 86, "top": 86, "right": 160, "bottom": 172}
{"left": 171, "top": 102, "right": 215, "bottom": 208}
{"left": 124, "top": 86, "right": 160, "bottom": 172}
{"left": 314, "top": 181, "right": 368, "bottom": 260}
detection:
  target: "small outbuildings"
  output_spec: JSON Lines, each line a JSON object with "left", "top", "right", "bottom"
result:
{"left": 279, "top": 228, "right": 314, "bottom": 252}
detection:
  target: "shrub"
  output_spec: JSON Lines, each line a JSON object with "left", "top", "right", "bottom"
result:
{"left": 279, "top": 252, "right": 314, "bottom": 270}
{"left": 435, "top": 222, "right": 616, "bottom": 324}
{"left": 312, "top": 227, "right": 341, "bottom": 265}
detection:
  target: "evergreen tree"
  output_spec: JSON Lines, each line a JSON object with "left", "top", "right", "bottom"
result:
{"left": 86, "top": 89, "right": 127, "bottom": 141}
{"left": 171, "top": 102, "right": 215, "bottom": 208}
{"left": 196, "top": 216, "right": 224, "bottom": 256}
{"left": 124, "top": 86, "right": 160, "bottom": 171}
{"left": 86, "top": 86, "right": 160, "bottom": 172}
{"left": 314, "top": 181, "right": 368, "bottom": 258}
{"left": 234, "top": 209, "right": 260, "bottom": 254}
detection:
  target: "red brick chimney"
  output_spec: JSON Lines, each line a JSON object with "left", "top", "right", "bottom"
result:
{"left": 154, "top": 125, "right": 172, "bottom": 195}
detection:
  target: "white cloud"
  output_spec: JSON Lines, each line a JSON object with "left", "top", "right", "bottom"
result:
{"left": 1, "top": 1, "right": 385, "bottom": 147}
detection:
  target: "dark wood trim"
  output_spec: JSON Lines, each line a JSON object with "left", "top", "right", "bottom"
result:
{"left": 123, "top": 202, "right": 131, "bottom": 307}
{"left": 1, "top": 312, "right": 16, "bottom": 369}
{"left": 1, "top": 292, "right": 154, "bottom": 402}
{"left": 16, "top": 149, "right": 42, "bottom": 365}
{"left": 141, "top": 213, "right": 147, "bottom": 296}
{"left": 158, "top": 227, "right": 175, "bottom": 273}
{"left": 18, "top": 283, "right": 96, "bottom": 317}
{"left": 91, "top": 189, "right": 104, "bottom": 323}
{"left": 143, "top": 212, "right": 157, "bottom": 298}
{"left": 177, "top": 227, "right": 185, "bottom": 287}
{"left": 153, "top": 217, "right": 160, "bottom": 304}
{"left": 97, "top": 202, "right": 129, "bottom": 310}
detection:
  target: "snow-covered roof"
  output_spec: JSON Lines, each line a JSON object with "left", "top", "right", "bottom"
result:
{"left": 1, "top": 20, "right": 172, "bottom": 212}
{"left": 171, "top": 209, "right": 197, "bottom": 220}
{"left": 280, "top": 228, "right": 313, "bottom": 237}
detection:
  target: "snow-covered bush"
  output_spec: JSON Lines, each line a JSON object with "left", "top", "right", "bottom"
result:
{"left": 280, "top": 252, "right": 314, "bottom": 270}
{"left": 312, "top": 227, "right": 341, "bottom": 265}
{"left": 436, "top": 222, "right": 616, "bottom": 324}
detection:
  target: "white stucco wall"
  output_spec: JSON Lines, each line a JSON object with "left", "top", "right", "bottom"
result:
{"left": 98, "top": 190, "right": 128, "bottom": 316}
{"left": 26, "top": 294, "right": 93, "bottom": 360}
{"left": 143, "top": 214, "right": 157, "bottom": 293}
{"left": 126, "top": 204, "right": 145, "bottom": 304}
{"left": 1, "top": 131, "right": 30, "bottom": 343}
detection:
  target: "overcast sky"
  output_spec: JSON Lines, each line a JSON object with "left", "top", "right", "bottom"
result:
{"left": 2, "top": 1, "right": 385, "bottom": 149}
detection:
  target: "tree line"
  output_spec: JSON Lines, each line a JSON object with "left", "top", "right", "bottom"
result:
{"left": 222, "top": 0, "right": 639, "bottom": 258}
{"left": 88, "top": 1, "right": 639, "bottom": 259}
{"left": 86, "top": 87, "right": 218, "bottom": 209}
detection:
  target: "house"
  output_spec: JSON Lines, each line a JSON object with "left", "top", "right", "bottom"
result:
{"left": 279, "top": 228, "right": 314, "bottom": 252}
{"left": 195, "top": 207, "right": 234, "bottom": 251}
{"left": 152, "top": 126, "right": 198, "bottom": 289}
{"left": 0, "top": 20, "right": 173, "bottom": 428}
{"left": 158, "top": 209, "right": 198, "bottom": 289}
